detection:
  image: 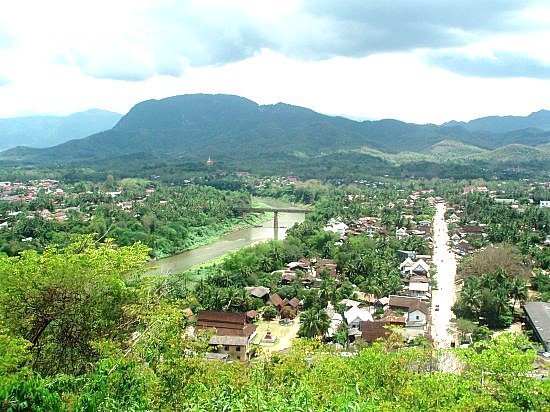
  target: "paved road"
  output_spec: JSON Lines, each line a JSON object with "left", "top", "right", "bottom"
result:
{"left": 431, "top": 202, "right": 457, "bottom": 348}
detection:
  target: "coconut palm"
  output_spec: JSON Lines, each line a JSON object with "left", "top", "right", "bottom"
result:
{"left": 298, "top": 307, "right": 331, "bottom": 338}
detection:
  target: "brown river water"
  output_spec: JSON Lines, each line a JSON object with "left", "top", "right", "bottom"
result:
{"left": 147, "top": 198, "right": 305, "bottom": 275}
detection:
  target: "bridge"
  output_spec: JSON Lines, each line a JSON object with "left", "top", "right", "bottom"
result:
{"left": 236, "top": 206, "right": 310, "bottom": 240}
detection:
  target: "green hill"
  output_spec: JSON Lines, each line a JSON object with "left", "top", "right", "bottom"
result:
{"left": 0, "top": 95, "right": 548, "bottom": 177}
{"left": 426, "top": 139, "right": 488, "bottom": 159}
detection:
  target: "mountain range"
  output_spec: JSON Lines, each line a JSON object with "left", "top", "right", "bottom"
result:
{"left": 0, "top": 94, "right": 548, "bottom": 177}
{"left": 0, "top": 109, "right": 121, "bottom": 151}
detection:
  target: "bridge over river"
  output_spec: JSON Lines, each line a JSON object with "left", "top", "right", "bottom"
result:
{"left": 148, "top": 199, "right": 307, "bottom": 275}
{"left": 236, "top": 206, "right": 310, "bottom": 240}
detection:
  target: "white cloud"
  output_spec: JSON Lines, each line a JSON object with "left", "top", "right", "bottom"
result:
{"left": 0, "top": 0, "right": 549, "bottom": 123}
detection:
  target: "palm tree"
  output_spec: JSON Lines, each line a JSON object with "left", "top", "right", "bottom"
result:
{"left": 298, "top": 307, "right": 331, "bottom": 338}
{"left": 509, "top": 278, "right": 528, "bottom": 308}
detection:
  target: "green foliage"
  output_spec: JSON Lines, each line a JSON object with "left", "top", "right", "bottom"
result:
{"left": 454, "top": 268, "right": 527, "bottom": 329}
{"left": 298, "top": 307, "right": 330, "bottom": 338}
{"left": 0, "top": 236, "right": 150, "bottom": 375}
{"left": 262, "top": 306, "right": 278, "bottom": 320}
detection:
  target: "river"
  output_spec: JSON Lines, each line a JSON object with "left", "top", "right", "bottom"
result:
{"left": 147, "top": 198, "right": 305, "bottom": 275}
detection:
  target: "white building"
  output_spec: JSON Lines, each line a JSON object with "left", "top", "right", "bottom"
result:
{"left": 344, "top": 306, "right": 373, "bottom": 334}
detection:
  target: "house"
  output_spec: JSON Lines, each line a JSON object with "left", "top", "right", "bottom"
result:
{"left": 380, "top": 310, "right": 407, "bottom": 326}
{"left": 454, "top": 241, "right": 475, "bottom": 256}
{"left": 377, "top": 297, "right": 390, "bottom": 307}
{"left": 410, "top": 259, "right": 430, "bottom": 275}
{"left": 287, "top": 260, "right": 310, "bottom": 270}
{"left": 340, "top": 299, "right": 361, "bottom": 308}
{"left": 399, "top": 257, "right": 414, "bottom": 274}
{"left": 196, "top": 311, "right": 257, "bottom": 361}
{"left": 407, "top": 282, "right": 430, "bottom": 300}
{"left": 396, "top": 227, "right": 408, "bottom": 239}
{"left": 360, "top": 321, "right": 391, "bottom": 342}
{"left": 344, "top": 306, "right": 374, "bottom": 334}
{"left": 207, "top": 335, "right": 251, "bottom": 361}
{"left": 280, "top": 271, "right": 297, "bottom": 284}
{"left": 458, "top": 225, "right": 485, "bottom": 237}
{"left": 324, "top": 218, "right": 349, "bottom": 238}
{"left": 285, "top": 297, "right": 301, "bottom": 312}
{"left": 523, "top": 302, "right": 550, "bottom": 352}
{"left": 245, "top": 286, "right": 270, "bottom": 301}
{"left": 401, "top": 259, "right": 430, "bottom": 277}
{"left": 315, "top": 258, "right": 338, "bottom": 272}
{"left": 408, "top": 275, "right": 429, "bottom": 284}
{"left": 269, "top": 294, "right": 284, "bottom": 310}
{"left": 406, "top": 301, "right": 429, "bottom": 329}
{"left": 388, "top": 295, "right": 429, "bottom": 329}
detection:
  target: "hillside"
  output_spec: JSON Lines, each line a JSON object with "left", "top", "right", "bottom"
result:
{"left": 426, "top": 139, "right": 488, "bottom": 158}
{"left": 0, "top": 95, "right": 548, "bottom": 176}
{"left": 468, "top": 144, "right": 549, "bottom": 163}
{"left": 0, "top": 109, "right": 121, "bottom": 151}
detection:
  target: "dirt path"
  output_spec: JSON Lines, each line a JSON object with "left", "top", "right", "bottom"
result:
{"left": 431, "top": 202, "right": 458, "bottom": 349}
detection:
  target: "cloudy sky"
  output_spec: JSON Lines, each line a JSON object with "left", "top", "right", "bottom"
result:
{"left": 0, "top": 0, "right": 549, "bottom": 123}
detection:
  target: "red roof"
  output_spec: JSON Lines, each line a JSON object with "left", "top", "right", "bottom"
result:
{"left": 388, "top": 295, "right": 428, "bottom": 314}
{"left": 196, "top": 311, "right": 257, "bottom": 337}
{"left": 270, "top": 294, "right": 284, "bottom": 307}
{"left": 360, "top": 321, "right": 391, "bottom": 342}
{"left": 287, "top": 297, "right": 301, "bottom": 308}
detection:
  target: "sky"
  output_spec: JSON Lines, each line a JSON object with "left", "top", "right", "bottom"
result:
{"left": 0, "top": 0, "right": 549, "bottom": 124}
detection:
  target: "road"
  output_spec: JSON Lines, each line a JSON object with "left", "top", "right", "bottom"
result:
{"left": 431, "top": 202, "right": 457, "bottom": 348}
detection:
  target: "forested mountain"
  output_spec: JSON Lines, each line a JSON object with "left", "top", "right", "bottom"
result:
{"left": 0, "top": 109, "right": 121, "bottom": 151}
{"left": 0, "top": 95, "right": 548, "bottom": 175}
{"left": 443, "top": 109, "right": 550, "bottom": 133}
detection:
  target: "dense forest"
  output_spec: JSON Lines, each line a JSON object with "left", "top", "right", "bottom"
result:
{"left": 1, "top": 237, "right": 548, "bottom": 411}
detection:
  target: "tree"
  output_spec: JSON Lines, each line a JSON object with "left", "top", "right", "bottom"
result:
{"left": 262, "top": 306, "right": 277, "bottom": 320}
{"left": 0, "top": 236, "right": 150, "bottom": 375}
{"left": 298, "top": 308, "right": 330, "bottom": 338}
{"left": 458, "top": 245, "right": 530, "bottom": 281}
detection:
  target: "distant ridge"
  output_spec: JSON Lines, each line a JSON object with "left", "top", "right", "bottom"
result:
{"left": 443, "top": 110, "right": 550, "bottom": 133}
{"left": 0, "top": 109, "right": 121, "bottom": 151}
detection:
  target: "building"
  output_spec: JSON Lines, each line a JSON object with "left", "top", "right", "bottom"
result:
{"left": 245, "top": 286, "right": 270, "bottom": 301}
{"left": 207, "top": 335, "right": 250, "bottom": 361}
{"left": 344, "top": 306, "right": 374, "bottom": 335}
{"left": 523, "top": 302, "right": 550, "bottom": 352}
{"left": 360, "top": 321, "right": 391, "bottom": 343}
{"left": 540, "top": 200, "right": 550, "bottom": 208}
{"left": 196, "top": 311, "right": 257, "bottom": 361}
{"left": 388, "top": 295, "right": 429, "bottom": 329}
{"left": 407, "top": 282, "right": 430, "bottom": 300}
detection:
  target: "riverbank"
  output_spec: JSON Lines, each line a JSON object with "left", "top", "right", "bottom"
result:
{"left": 152, "top": 199, "right": 273, "bottom": 259}
{"left": 146, "top": 198, "right": 305, "bottom": 275}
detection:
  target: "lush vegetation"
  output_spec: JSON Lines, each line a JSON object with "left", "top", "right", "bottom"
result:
{"left": 0, "top": 181, "right": 265, "bottom": 258}
{"left": 0, "top": 173, "right": 548, "bottom": 410}
{"left": 1, "top": 238, "right": 548, "bottom": 411}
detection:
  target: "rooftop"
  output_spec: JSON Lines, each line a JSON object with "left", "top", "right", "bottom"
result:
{"left": 524, "top": 302, "right": 550, "bottom": 351}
